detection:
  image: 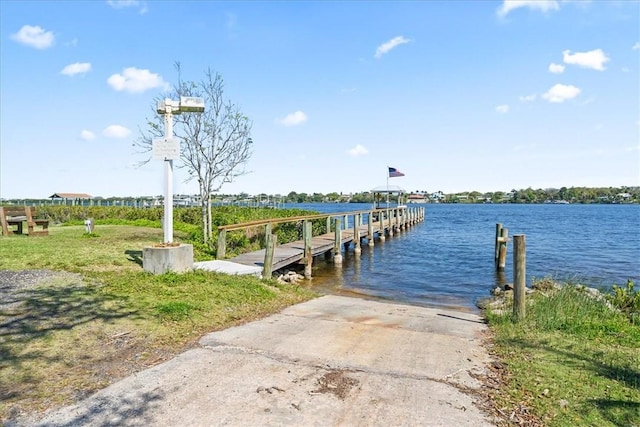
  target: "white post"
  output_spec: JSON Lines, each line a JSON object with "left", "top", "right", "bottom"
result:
{"left": 386, "top": 168, "right": 390, "bottom": 209}
{"left": 163, "top": 100, "right": 174, "bottom": 244}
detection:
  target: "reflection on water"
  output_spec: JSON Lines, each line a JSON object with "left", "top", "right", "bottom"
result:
{"left": 286, "top": 203, "right": 640, "bottom": 311}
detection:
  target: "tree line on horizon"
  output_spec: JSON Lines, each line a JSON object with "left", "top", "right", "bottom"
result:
{"left": 278, "top": 185, "right": 639, "bottom": 204}
{"left": 2, "top": 186, "right": 638, "bottom": 205}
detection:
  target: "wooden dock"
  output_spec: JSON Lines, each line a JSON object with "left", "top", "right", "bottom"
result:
{"left": 216, "top": 207, "right": 425, "bottom": 278}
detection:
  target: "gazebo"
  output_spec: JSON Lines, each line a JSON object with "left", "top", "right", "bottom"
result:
{"left": 370, "top": 185, "right": 406, "bottom": 209}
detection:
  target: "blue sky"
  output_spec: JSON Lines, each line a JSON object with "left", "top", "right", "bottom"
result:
{"left": 1, "top": 0, "right": 638, "bottom": 199}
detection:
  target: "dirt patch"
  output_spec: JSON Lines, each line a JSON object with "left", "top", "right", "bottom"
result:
{"left": 469, "top": 332, "right": 545, "bottom": 427}
{"left": 0, "top": 270, "right": 186, "bottom": 424}
{"left": 312, "top": 370, "right": 360, "bottom": 399}
{"left": 0, "top": 269, "right": 81, "bottom": 310}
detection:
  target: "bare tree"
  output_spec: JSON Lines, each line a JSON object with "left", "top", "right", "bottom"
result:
{"left": 136, "top": 64, "right": 253, "bottom": 246}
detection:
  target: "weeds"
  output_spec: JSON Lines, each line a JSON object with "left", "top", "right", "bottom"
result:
{"left": 485, "top": 281, "right": 640, "bottom": 426}
{"left": 606, "top": 279, "right": 640, "bottom": 325}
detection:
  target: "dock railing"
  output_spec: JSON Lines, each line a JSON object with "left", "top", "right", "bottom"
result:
{"left": 216, "top": 206, "right": 425, "bottom": 263}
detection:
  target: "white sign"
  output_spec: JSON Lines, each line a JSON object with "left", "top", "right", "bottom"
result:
{"left": 152, "top": 137, "right": 180, "bottom": 160}
{"left": 180, "top": 96, "right": 205, "bottom": 112}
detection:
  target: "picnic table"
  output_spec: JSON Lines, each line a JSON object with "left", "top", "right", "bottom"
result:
{"left": 0, "top": 206, "right": 49, "bottom": 236}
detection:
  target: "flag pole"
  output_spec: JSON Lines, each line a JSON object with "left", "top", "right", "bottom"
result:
{"left": 386, "top": 166, "right": 389, "bottom": 208}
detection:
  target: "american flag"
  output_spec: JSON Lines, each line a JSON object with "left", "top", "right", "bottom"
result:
{"left": 388, "top": 167, "right": 405, "bottom": 178}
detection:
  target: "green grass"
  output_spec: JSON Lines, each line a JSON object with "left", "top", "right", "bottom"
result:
{"left": 0, "top": 225, "right": 177, "bottom": 272}
{"left": 485, "top": 283, "right": 640, "bottom": 426}
{"left": 0, "top": 224, "right": 316, "bottom": 421}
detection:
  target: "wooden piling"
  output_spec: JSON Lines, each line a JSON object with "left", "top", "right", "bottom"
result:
{"left": 379, "top": 211, "right": 386, "bottom": 241}
{"left": 498, "top": 228, "right": 508, "bottom": 271}
{"left": 354, "top": 213, "right": 361, "bottom": 255}
{"left": 265, "top": 222, "right": 272, "bottom": 240}
{"left": 326, "top": 216, "right": 331, "bottom": 234}
{"left": 263, "top": 233, "right": 276, "bottom": 278}
{"left": 495, "top": 224, "right": 508, "bottom": 272}
{"left": 513, "top": 234, "right": 526, "bottom": 321}
{"left": 494, "top": 223, "right": 502, "bottom": 267}
{"left": 262, "top": 234, "right": 278, "bottom": 279}
{"left": 368, "top": 211, "right": 374, "bottom": 246}
{"left": 303, "top": 220, "right": 312, "bottom": 278}
{"left": 217, "top": 229, "right": 227, "bottom": 259}
{"left": 333, "top": 218, "right": 343, "bottom": 264}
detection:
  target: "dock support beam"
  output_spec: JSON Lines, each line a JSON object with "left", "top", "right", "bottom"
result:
{"left": 354, "top": 213, "right": 361, "bottom": 255}
{"left": 303, "top": 220, "right": 313, "bottom": 279}
{"left": 495, "top": 223, "right": 509, "bottom": 272}
{"left": 368, "top": 211, "right": 374, "bottom": 246}
{"left": 263, "top": 233, "right": 276, "bottom": 279}
{"left": 513, "top": 234, "right": 526, "bottom": 321}
{"left": 379, "top": 211, "right": 386, "bottom": 241}
{"left": 333, "top": 218, "right": 343, "bottom": 264}
{"left": 217, "top": 229, "right": 227, "bottom": 259}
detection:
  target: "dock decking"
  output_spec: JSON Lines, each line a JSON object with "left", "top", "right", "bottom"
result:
{"left": 217, "top": 207, "right": 424, "bottom": 277}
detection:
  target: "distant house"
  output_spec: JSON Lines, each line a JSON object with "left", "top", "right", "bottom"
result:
{"left": 49, "top": 193, "right": 92, "bottom": 205}
{"left": 430, "top": 191, "right": 445, "bottom": 202}
{"left": 407, "top": 193, "right": 428, "bottom": 204}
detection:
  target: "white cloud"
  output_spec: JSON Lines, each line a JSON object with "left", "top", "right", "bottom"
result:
{"left": 562, "top": 49, "right": 609, "bottom": 71}
{"left": 519, "top": 94, "right": 537, "bottom": 102}
{"left": 277, "top": 111, "right": 308, "bottom": 127}
{"left": 103, "top": 125, "right": 131, "bottom": 138}
{"left": 348, "top": 144, "right": 369, "bottom": 157}
{"left": 496, "top": 105, "right": 510, "bottom": 113}
{"left": 542, "top": 84, "right": 581, "bottom": 103}
{"left": 625, "top": 144, "right": 640, "bottom": 152}
{"left": 374, "top": 36, "right": 411, "bottom": 59}
{"left": 632, "top": 42, "right": 640, "bottom": 51}
{"left": 548, "top": 63, "right": 565, "bottom": 74}
{"left": 11, "top": 25, "right": 54, "bottom": 49}
{"left": 497, "top": 0, "right": 559, "bottom": 17}
{"left": 61, "top": 62, "right": 92, "bottom": 76}
{"left": 107, "top": 0, "right": 147, "bottom": 13}
{"left": 226, "top": 12, "right": 237, "bottom": 29}
{"left": 107, "top": 67, "right": 169, "bottom": 93}
{"left": 80, "top": 130, "right": 96, "bottom": 141}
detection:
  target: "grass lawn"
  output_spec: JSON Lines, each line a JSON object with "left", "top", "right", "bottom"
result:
{"left": 0, "top": 225, "right": 316, "bottom": 422}
{"left": 485, "top": 283, "right": 640, "bottom": 427}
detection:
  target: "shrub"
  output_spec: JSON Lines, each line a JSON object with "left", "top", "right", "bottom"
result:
{"left": 606, "top": 279, "right": 640, "bottom": 324}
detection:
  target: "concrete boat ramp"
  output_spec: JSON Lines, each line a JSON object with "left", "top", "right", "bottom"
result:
{"left": 27, "top": 296, "right": 495, "bottom": 427}
{"left": 194, "top": 259, "right": 263, "bottom": 277}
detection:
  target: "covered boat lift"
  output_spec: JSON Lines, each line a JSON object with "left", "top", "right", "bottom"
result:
{"left": 371, "top": 184, "right": 406, "bottom": 209}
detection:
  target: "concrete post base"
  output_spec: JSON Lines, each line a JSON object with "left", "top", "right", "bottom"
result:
{"left": 143, "top": 244, "right": 194, "bottom": 274}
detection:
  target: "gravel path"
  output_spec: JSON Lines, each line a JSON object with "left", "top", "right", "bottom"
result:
{"left": 0, "top": 270, "right": 83, "bottom": 310}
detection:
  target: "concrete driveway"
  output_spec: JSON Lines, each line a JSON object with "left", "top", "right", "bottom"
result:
{"left": 29, "top": 295, "right": 495, "bottom": 427}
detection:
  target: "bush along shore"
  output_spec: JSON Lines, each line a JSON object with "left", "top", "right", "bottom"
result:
{"left": 479, "top": 278, "right": 640, "bottom": 426}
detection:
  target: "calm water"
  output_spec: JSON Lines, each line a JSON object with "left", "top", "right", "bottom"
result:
{"left": 286, "top": 203, "right": 640, "bottom": 311}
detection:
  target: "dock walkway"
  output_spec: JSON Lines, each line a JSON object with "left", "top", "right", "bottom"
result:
{"left": 231, "top": 221, "right": 379, "bottom": 271}
{"left": 214, "top": 206, "right": 424, "bottom": 277}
